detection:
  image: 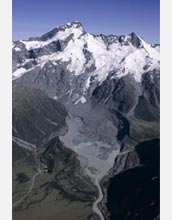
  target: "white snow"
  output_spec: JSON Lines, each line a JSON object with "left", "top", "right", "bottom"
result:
{"left": 139, "top": 36, "right": 160, "bottom": 60}
{"left": 116, "top": 49, "right": 149, "bottom": 82}
{"left": 84, "top": 77, "right": 91, "bottom": 91}
{"left": 84, "top": 34, "right": 154, "bottom": 83}
{"left": 21, "top": 25, "right": 84, "bottom": 50}
{"left": 36, "top": 35, "right": 86, "bottom": 75}
{"left": 21, "top": 40, "right": 47, "bottom": 50}
{"left": 13, "top": 26, "right": 160, "bottom": 88}
{"left": 85, "top": 34, "right": 112, "bottom": 82}
{"left": 56, "top": 26, "right": 83, "bottom": 40}
{"left": 56, "top": 37, "right": 86, "bottom": 75}
{"left": 12, "top": 66, "right": 34, "bottom": 79}
{"left": 14, "top": 47, "right": 21, "bottom": 52}
{"left": 53, "top": 96, "right": 58, "bottom": 100}
{"left": 74, "top": 96, "right": 87, "bottom": 104}
{"left": 12, "top": 67, "right": 28, "bottom": 79}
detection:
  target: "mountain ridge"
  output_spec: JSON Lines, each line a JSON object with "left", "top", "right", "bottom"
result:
{"left": 12, "top": 21, "right": 159, "bottom": 105}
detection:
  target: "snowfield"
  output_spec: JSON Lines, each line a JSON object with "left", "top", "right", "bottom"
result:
{"left": 13, "top": 22, "right": 160, "bottom": 87}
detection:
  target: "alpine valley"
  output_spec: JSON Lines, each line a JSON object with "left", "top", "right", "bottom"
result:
{"left": 12, "top": 21, "right": 160, "bottom": 220}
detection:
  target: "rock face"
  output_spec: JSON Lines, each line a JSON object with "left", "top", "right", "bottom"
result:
{"left": 13, "top": 85, "right": 68, "bottom": 146}
{"left": 105, "top": 139, "right": 160, "bottom": 220}
{"left": 12, "top": 21, "right": 160, "bottom": 220}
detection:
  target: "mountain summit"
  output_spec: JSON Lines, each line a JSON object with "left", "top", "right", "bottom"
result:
{"left": 13, "top": 21, "right": 159, "bottom": 104}
{"left": 40, "top": 21, "right": 85, "bottom": 42}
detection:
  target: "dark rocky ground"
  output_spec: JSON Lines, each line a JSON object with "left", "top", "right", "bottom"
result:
{"left": 102, "top": 139, "right": 160, "bottom": 220}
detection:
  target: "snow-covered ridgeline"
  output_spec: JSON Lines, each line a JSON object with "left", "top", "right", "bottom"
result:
{"left": 12, "top": 22, "right": 160, "bottom": 86}
{"left": 20, "top": 24, "right": 84, "bottom": 50}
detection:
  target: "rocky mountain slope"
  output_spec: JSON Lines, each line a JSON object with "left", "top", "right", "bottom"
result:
{"left": 12, "top": 21, "right": 160, "bottom": 220}
{"left": 13, "top": 85, "right": 98, "bottom": 220}
{"left": 13, "top": 85, "right": 68, "bottom": 146}
{"left": 100, "top": 139, "right": 159, "bottom": 220}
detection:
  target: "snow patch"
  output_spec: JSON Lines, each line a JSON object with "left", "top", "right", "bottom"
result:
{"left": 12, "top": 67, "right": 34, "bottom": 80}
{"left": 12, "top": 67, "right": 28, "bottom": 79}
{"left": 53, "top": 96, "right": 58, "bottom": 100}
{"left": 14, "top": 47, "right": 21, "bottom": 52}
{"left": 74, "top": 96, "right": 87, "bottom": 104}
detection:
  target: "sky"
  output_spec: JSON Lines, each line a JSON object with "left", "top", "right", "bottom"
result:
{"left": 13, "top": 0, "right": 160, "bottom": 43}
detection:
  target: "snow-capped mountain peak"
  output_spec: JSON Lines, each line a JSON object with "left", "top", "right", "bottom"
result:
{"left": 12, "top": 21, "right": 160, "bottom": 104}
{"left": 18, "top": 22, "right": 84, "bottom": 51}
{"left": 40, "top": 21, "right": 85, "bottom": 41}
